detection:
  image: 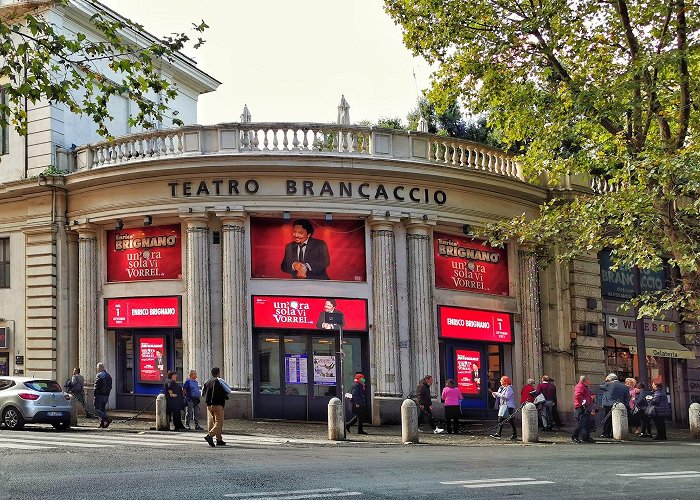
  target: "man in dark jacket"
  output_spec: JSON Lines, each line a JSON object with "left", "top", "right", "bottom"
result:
{"left": 598, "top": 373, "right": 630, "bottom": 438}
{"left": 417, "top": 375, "right": 444, "bottom": 434}
{"left": 94, "top": 362, "right": 112, "bottom": 428}
{"left": 648, "top": 381, "right": 671, "bottom": 440}
{"left": 345, "top": 373, "right": 368, "bottom": 434}
{"left": 280, "top": 219, "right": 330, "bottom": 280}
{"left": 202, "top": 367, "right": 230, "bottom": 447}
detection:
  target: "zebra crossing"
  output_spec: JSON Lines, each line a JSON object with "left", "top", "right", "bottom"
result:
{"left": 0, "top": 429, "right": 323, "bottom": 451}
{"left": 617, "top": 471, "right": 700, "bottom": 480}
{"left": 223, "top": 488, "right": 362, "bottom": 499}
{"left": 441, "top": 477, "right": 555, "bottom": 489}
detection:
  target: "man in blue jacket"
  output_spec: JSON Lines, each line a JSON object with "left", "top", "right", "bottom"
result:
{"left": 598, "top": 373, "right": 630, "bottom": 438}
{"left": 183, "top": 370, "right": 203, "bottom": 430}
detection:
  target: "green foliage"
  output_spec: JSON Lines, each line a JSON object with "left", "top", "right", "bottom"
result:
{"left": 0, "top": 0, "right": 207, "bottom": 140}
{"left": 386, "top": 0, "right": 700, "bottom": 321}
{"left": 40, "top": 165, "right": 68, "bottom": 176}
{"left": 376, "top": 116, "right": 406, "bottom": 130}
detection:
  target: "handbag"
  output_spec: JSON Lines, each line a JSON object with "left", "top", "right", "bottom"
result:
{"left": 533, "top": 393, "right": 546, "bottom": 405}
{"left": 645, "top": 405, "right": 656, "bottom": 418}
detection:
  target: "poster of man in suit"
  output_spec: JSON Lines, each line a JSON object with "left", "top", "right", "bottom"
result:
{"left": 280, "top": 219, "right": 330, "bottom": 279}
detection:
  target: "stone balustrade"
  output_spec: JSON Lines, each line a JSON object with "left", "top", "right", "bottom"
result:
{"left": 72, "top": 123, "right": 523, "bottom": 181}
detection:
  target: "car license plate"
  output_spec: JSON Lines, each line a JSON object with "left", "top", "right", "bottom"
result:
{"left": 47, "top": 412, "right": 63, "bottom": 417}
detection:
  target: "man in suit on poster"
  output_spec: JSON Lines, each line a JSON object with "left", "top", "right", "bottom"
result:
{"left": 281, "top": 219, "right": 330, "bottom": 279}
{"left": 316, "top": 299, "right": 343, "bottom": 330}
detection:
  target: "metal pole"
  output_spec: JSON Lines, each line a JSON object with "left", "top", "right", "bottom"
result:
{"left": 338, "top": 324, "right": 345, "bottom": 439}
{"left": 633, "top": 267, "right": 648, "bottom": 385}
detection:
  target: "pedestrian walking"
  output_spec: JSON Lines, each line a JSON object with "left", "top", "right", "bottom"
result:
{"left": 535, "top": 375, "right": 557, "bottom": 431}
{"left": 345, "top": 373, "right": 368, "bottom": 434}
{"left": 635, "top": 382, "right": 653, "bottom": 437}
{"left": 94, "top": 362, "right": 112, "bottom": 428}
{"left": 625, "top": 377, "right": 640, "bottom": 434}
{"left": 416, "top": 375, "right": 444, "bottom": 434}
{"left": 520, "top": 378, "right": 536, "bottom": 404}
{"left": 647, "top": 381, "right": 671, "bottom": 441}
{"left": 571, "top": 375, "right": 596, "bottom": 443}
{"left": 598, "top": 373, "right": 630, "bottom": 438}
{"left": 202, "top": 367, "right": 231, "bottom": 447}
{"left": 65, "top": 367, "right": 86, "bottom": 408}
{"left": 164, "top": 370, "right": 186, "bottom": 431}
{"left": 490, "top": 376, "right": 517, "bottom": 440}
{"left": 441, "top": 379, "right": 463, "bottom": 434}
{"left": 183, "top": 370, "right": 203, "bottom": 430}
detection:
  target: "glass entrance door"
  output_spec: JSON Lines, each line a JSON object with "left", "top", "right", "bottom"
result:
{"left": 282, "top": 335, "right": 308, "bottom": 420}
{"left": 309, "top": 337, "right": 338, "bottom": 421}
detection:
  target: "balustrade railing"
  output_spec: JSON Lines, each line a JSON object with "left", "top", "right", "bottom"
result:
{"left": 74, "top": 123, "right": 523, "bottom": 182}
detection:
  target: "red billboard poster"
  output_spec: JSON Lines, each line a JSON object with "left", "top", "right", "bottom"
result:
{"left": 433, "top": 233, "right": 508, "bottom": 295}
{"left": 250, "top": 218, "right": 366, "bottom": 282}
{"left": 439, "top": 306, "right": 513, "bottom": 343}
{"left": 252, "top": 296, "right": 368, "bottom": 332}
{"left": 456, "top": 349, "right": 481, "bottom": 395}
{"left": 138, "top": 336, "right": 166, "bottom": 383}
{"left": 106, "top": 296, "right": 181, "bottom": 329}
{"left": 107, "top": 224, "right": 182, "bottom": 282}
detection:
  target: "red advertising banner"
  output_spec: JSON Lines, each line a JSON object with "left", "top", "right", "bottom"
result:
{"left": 106, "top": 296, "right": 181, "bottom": 329}
{"left": 250, "top": 218, "right": 366, "bottom": 282}
{"left": 439, "top": 306, "right": 512, "bottom": 343}
{"left": 252, "top": 296, "right": 368, "bottom": 331}
{"left": 456, "top": 349, "right": 482, "bottom": 395}
{"left": 107, "top": 224, "right": 182, "bottom": 282}
{"left": 433, "top": 233, "right": 508, "bottom": 295}
{"left": 138, "top": 336, "right": 166, "bottom": 383}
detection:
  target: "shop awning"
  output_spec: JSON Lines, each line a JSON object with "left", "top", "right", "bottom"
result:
{"left": 608, "top": 334, "right": 696, "bottom": 360}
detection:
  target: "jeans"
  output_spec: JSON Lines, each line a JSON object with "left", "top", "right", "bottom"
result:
{"left": 572, "top": 407, "right": 591, "bottom": 440}
{"left": 540, "top": 401, "right": 555, "bottom": 429}
{"left": 207, "top": 405, "right": 225, "bottom": 441}
{"left": 185, "top": 399, "right": 200, "bottom": 427}
{"left": 94, "top": 395, "right": 109, "bottom": 422}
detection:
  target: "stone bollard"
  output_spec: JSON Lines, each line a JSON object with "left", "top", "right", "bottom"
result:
{"left": 70, "top": 396, "right": 78, "bottom": 427}
{"left": 328, "top": 397, "right": 345, "bottom": 441}
{"left": 155, "top": 393, "right": 168, "bottom": 431}
{"left": 401, "top": 399, "right": 419, "bottom": 444}
{"left": 521, "top": 402, "right": 538, "bottom": 443}
{"left": 612, "top": 403, "right": 629, "bottom": 440}
{"left": 690, "top": 402, "right": 700, "bottom": 439}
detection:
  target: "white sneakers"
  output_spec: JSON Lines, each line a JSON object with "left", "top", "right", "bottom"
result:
{"left": 434, "top": 428, "right": 445, "bottom": 434}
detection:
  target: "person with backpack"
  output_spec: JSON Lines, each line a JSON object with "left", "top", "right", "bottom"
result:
{"left": 202, "top": 367, "right": 231, "bottom": 447}
{"left": 183, "top": 370, "right": 203, "bottom": 430}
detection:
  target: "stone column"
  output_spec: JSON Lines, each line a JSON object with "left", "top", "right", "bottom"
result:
{"left": 181, "top": 211, "right": 212, "bottom": 380}
{"left": 76, "top": 224, "right": 98, "bottom": 382}
{"left": 518, "top": 250, "right": 543, "bottom": 381}
{"left": 405, "top": 218, "right": 437, "bottom": 397}
{"left": 369, "top": 214, "right": 402, "bottom": 400}
{"left": 218, "top": 210, "right": 249, "bottom": 391}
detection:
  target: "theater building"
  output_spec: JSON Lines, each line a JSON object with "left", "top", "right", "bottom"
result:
{"left": 1, "top": 1, "right": 698, "bottom": 426}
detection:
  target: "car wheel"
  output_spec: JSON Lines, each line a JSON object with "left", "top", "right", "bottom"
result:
{"left": 2, "top": 407, "right": 26, "bottom": 430}
{"left": 52, "top": 421, "right": 71, "bottom": 431}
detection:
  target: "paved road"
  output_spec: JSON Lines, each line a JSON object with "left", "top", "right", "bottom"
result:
{"left": 1, "top": 427, "right": 699, "bottom": 499}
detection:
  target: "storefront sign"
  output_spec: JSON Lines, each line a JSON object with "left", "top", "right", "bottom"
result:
{"left": 0, "top": 327, "right": 6, "bottom": 349}
{"left": 600, "top": 249, "right": 667, "bottom": 299}
{"left": 285, "top": 354, "right": 308, "bottom": 384}
{"left": 250, "top": 218, "right": 366, "bottom": 281}
{"left": 606, "top": 315, "right": 677, "bottom": 337}
{"left": 138, "top": 336, "right": 166, "bottom": 383}
{"left": 456, "top": 350, "right": 481, "bottom": 395}
{"left": 439, "top": 306, "right": 512, "bottom": 343}
{"left": 434, "top": 233, "right": 508, "bottom": 295}
{"left": 106, "top": 296, "right": 181, "bottom": 329}
{"left": 252, "top": 296, "right": 368, "bottom": 332}
{"left": 107, "top": 224, "right": 182, "bottom": 282}
{"left": 313, "top": 355, "right": 336, "bottom": 386}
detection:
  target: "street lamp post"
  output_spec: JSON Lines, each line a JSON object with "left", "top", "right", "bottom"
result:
{"left": 325, "top": 311, "right": 345, "bottom": 438}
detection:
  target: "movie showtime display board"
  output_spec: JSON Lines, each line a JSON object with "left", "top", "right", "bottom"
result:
{"left": 250, "top": 218, "right": 366, "bottom": 281}
{"left": 252, "top": 296, "right": 368, "bottom": 332}
{"left": 433, "top": 233, "right": 508, "bottom": 295}
{"left": 439, "top": 306, "right": 513, "bottom": 343}
{"left": 456, "top": 349, "right": 482, "bottom": 395}
{"left": 138, "top": 336, "right": 166, "bottom": 384}
{"left": 106, "top": 296, "right": 181, "bottom": 329}
{"left": 107, "top": 224, "right": 182, "bottom": 282}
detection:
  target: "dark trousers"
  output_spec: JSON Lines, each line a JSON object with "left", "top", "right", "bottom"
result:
{"left": 94, "top": 395, "right": 109, "bottom": 422}
{"left": 418, "top": 405, "right": 438, "bottom": 430}
{"left": 444, "top": 405, "right": 460, "bottom": 434}
{"left": 346, "top": 405, "right": 365, "bottom": 432}
{"left": 572, "top": 407, "right": 591, "bottom": 440}
{"left": 601, "top": 405, "right": 613, "bottom": 437}
{"left": 167, "top": 407, "right": 184, "bottom": 430}
{"left": 496, "top": 407, "right": 517, "bottom": 437}
{"left": 639, "top": 412, "right": 652, "bottom": 435}
{"left": 653, "top": 416, "right": 667, "bottom": 439}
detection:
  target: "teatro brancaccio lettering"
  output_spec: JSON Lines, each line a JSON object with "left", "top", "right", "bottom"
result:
{"left": 168, "top": 179, "right": 447, "bottom": 205}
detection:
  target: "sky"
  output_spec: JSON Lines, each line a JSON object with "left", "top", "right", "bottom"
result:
{"left": 101, "top": 0, "right": 434, "bottom": 126}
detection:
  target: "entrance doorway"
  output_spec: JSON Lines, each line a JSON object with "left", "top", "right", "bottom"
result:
{"left": 254, "top": 331, "right": 367, "bottom": 421}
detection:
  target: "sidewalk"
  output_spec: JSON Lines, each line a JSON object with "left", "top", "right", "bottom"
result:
{"left": 76, "top": 413, "right": 700, "bottom": 447}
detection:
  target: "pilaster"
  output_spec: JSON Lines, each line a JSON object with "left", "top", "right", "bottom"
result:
{"left": 75, "top": 224, "right": 98, "bottom": 382}
{"left": 518, "top": 249, "right": 543, "bottom": 382}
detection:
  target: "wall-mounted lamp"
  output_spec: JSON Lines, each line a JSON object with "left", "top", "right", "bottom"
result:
{"left": 384, "top": 210, "right": 390, "bottom": 217}
{"left": 143, "top": 215, "right": 152, "bottom": 226}
{"left": 422, "top": 214, "right": 428, "bottom": 221}
{"left": 325, "top": 213, "right": 333, "bottom": 223}
{"left": 115, "top": 219, "right": 124, "bottom": 230}
{"left": 283, "top": 211, "right": 291, "bottom": 221}
{"left": 462, "top": 224, "right": 472, "bottom": 236}
{"left": 72, "top": 220, "right": 78, "bottom": 226}
{"left": 580, "top": 323, "right": 598, "bottom": 337}
{"left": 586, "top": 297, "right": 598, "bottom": 310}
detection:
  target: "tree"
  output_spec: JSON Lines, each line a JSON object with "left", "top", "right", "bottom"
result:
{"left": 0, "top": 0, "right": 207, "bottom": 139}
{"left": 385, "top": 0, "right": 700, "bottom": 322}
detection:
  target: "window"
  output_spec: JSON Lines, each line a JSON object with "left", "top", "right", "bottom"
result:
{"left": 0, "top": 378, "right": 16, "bottom": 391}
{"left": 0, "top": 238, "right": 9, "bottom": 288}
{"left": 0, "top": 87, "right": 7, "bottom": 155}
{"left": 23, "top": 380, "right": 63, "bottom": 392}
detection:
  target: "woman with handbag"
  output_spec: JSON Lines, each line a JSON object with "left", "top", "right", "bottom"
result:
{"left": 635, "top": 382, "right": 652, "bottom": 437}
{"left": 646, "top": 381, "right": 671, "bottom": 440}
{"left": 490, "top": 376, "right": 517, "bottom": 441}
